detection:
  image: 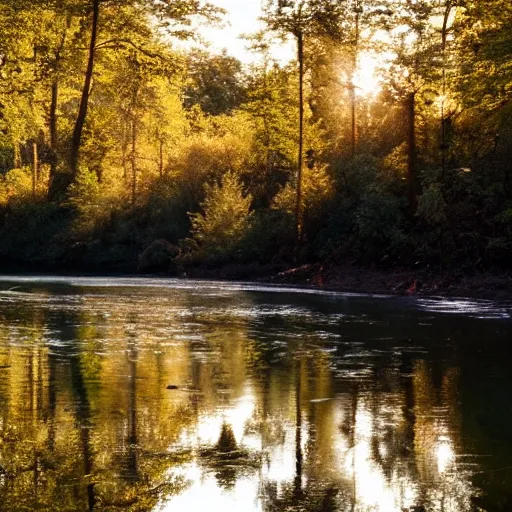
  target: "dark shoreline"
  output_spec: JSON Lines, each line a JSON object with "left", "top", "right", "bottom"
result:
{"left": 186, "top": 262, "right": 512, "bottom": 301}
{"left": 2, "top": 262, "right": 511, "bottom": 302}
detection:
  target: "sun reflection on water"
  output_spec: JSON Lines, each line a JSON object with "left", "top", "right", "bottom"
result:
{"left": 158, "top": 464, "right": 262, "bottom": 512}
{"left": 162, "top": 379, "right": 476, "bottom": 512}
{"left": 436, "top": 436, "right": 455, "bottom": 474}
{"left": 342, "top": 399, "right": 418, "bottom": 511}
{"left": 184, "top": 387, "right": 258, "bottom": 448}
{"left": 0, "top": 278, "right": 504, "bottom": 511}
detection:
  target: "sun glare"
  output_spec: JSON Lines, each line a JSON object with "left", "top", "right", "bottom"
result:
{"left": 353, "top": 52, "right": 382, "bottom": 97}
{"left": 436, "top": 436, "right": 456, "bottom": 473}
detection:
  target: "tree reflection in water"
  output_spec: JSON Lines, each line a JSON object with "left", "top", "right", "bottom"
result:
{"left": 0, "top": 279, "right": 510, "bottom": 511}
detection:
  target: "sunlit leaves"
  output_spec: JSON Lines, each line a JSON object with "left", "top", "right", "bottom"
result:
{"left": 186, "top": 171, "right": 253, "bottom": 264}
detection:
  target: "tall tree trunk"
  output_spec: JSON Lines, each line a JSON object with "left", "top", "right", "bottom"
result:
{"left": 14, "top": 142, "right": 21, "bottom": 168}
{"left": 295, "top": 30, "right": 304, "bottom": 248}
{"left": 49, "top": 80, "right": 58, "bottom": 180}
{"left": 130, "top": 83, "right": 140, "bottom": 204}
{"left": 264, "top": 117, "right": 271, "bottom": 177}
{"left": 32, "top": 141, "right": 38, "bottom": 198}
{"left": 263, "top": 64, "right": 272, "bottom": 181}
{"left": 70, "top": 0, "right": 100, "bottom": 177}
{"left": 122, "top": 117, "right": 129, "bottom": 183}
{"left": 440, "top": 2, "right": 453, "bottom": 184}
{"left": 351, "top": 1, "right": 361, "bottom": 158}
{"left": 158, "top": 138, "right": 164, "bottom": 178}
{"left": 406, "top": 91, "right": 419, "bottom": 214}
{"left": 350, "top": 86, "right": 357, "bottom": 158}
{"left": 131, "top": 112, "right": 138, "bottom": 206}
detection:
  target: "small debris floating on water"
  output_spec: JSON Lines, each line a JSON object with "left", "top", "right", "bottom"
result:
{"left": 166, "top": 385, "right": 204, "bottom": 394}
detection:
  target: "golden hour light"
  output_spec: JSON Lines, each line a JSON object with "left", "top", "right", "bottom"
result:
{"left": 436, "top": 435, "right": 456, "bottom": 474}
{"left": 1, "top": 0, "right": 512, "bottom": 509}
{"left": 342, "top": 399, "right": 419, "bottom": 511}
{"left": 353, "top": 52, "right": 383, "bottom": 97}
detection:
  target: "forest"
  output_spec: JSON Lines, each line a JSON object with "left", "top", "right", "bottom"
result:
{"left": 0, "top": 0, "right": 511, "bottom": 277}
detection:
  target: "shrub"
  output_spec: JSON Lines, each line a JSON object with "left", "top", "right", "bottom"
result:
{"left": 66, "top": 167, "right": 121, "bottom": 243}
{"left": 0, "top": 167, "right": 34, "bottom": 205}
{"left": 239, "top": 209, "right": 294, "bottom": 263}
{"left": 272, "top": 164, "right": 334, "bottom": 244}
{"left": 181, "top": 172, "right": 253, "bottom": 265}
{"left": 0, "top": 199, "right": 69, "bottom": 264}
{"left": 417, "top": 183, "right": 447, "bottom": 226}
{"left": 353, "top": 193, "right": 409, "bottom": 262}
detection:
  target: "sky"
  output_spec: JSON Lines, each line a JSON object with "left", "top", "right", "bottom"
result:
{"left": 197, "top": 0, "right": 295, "bottom": 65}
{"left": 190, "top": 0, "right": 381, "bottom": 95}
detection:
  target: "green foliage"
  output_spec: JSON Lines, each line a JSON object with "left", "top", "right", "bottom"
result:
{"left": 417, "top": 182, "right": 447, "bottom": 226}
{"left": 0, "top": 167, "right": 33, "bottom": 203}
{"left": 182, "top": 172, "right": 253, "bottom": 265}
{"left": 242, "top": 209, "right": 296, "bottom": 263}
{"left": 487, "top": 208, "right": 512, "bottom": 263}
{"left": 68, "top": 167, "right": 101, "bottom": 211}
{"left": 0, "top": 0, "right": 511, "bottom": 272}
{"left": 0, "top": 200, "right": 69, "bottom": 265}
{"left": 353, "top": 193, "right": 409, "bottom": 262}
{"left": 184, "top": 50, "right": 246, "bottom": 115}
{"left": 272, "top": 163, "right": 334, "bottom": 248}
{"left": 141, "top": 177, "right": 192, "bottom": 243}
{"left": 272, "top": 165, "right": 333, "bottom": 214}
{"left": 65, "top": 167, "right": 122, "bottom": 244}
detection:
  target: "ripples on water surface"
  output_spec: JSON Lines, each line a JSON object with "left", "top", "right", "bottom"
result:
{"left": 0, "top": 276, "right": 511, "bottom": 511}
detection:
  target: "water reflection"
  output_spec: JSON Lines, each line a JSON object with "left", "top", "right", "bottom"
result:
{"left": 0, "top": 278, "right": 510, "bottom": 511}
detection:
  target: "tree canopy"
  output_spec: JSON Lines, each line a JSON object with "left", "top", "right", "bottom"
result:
{"left": 0, "top": 0, "right": 511, "bottom": 272}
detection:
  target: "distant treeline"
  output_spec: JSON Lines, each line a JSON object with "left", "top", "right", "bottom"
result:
{"left": 0, "top": 0, "right": 511, "bottom": 273}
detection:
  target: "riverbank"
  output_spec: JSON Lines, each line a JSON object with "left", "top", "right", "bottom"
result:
{"left": 178, "top": 262, "right": 512, "bottom": 301}
{"left": 266, "top": 263, "right": 512, "bottom": 300}
{"left": 1, "top": 256, "right": 511, "bottom": 301}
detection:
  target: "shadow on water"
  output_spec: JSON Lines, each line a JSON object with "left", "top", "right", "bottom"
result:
{"left": 0, "top": 277, "right": 510, "bottom": 511}
{"left": 54, "top": 310, "right": 97, "bottom": 511}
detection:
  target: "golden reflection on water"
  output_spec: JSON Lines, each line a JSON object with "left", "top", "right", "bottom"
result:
{"left": 343, "top": 400, "right": 418, "bottom": 511}
{"left": 0, "top": 284, "right": 499, "bottom": 511}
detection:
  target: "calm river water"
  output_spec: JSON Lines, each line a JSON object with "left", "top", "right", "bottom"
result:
{"left": 0, "top": 276, "right": 511, "bottom": 512}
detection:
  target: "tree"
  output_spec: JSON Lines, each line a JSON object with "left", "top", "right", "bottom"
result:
{"left": 69, "top": 0, "right": 100, "bottom": 184}
{"left": 454, "top": 0, "right": 512, "bottom": 113}
{"left": 379, "top": 0, "right": 440, "bottom": 213}
{"left": 186, "top": 172, "right": 253, "bottom": 264}
{"left": 263, "top": 0, "right": 343, "bottom": 245}
{"left": 243, "top": 54, "right": 299, "bottom": 207}
{"left": 184, "top": 50, "right": 246, "bottom": 116}
{"left": 58, "top": 0, "right": 222, "bottom": 194}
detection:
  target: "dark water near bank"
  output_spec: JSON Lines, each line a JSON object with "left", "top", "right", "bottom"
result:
{"left": 0, "top": 276, "right": 511, "bottom": 512}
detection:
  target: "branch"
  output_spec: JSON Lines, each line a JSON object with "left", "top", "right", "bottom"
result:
{"left": 94, "top": 38, "right": 165, "bottom": 60}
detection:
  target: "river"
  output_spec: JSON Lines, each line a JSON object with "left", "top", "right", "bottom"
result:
{"left": 0, "top": 276, "right": 511, "bottom": 511}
